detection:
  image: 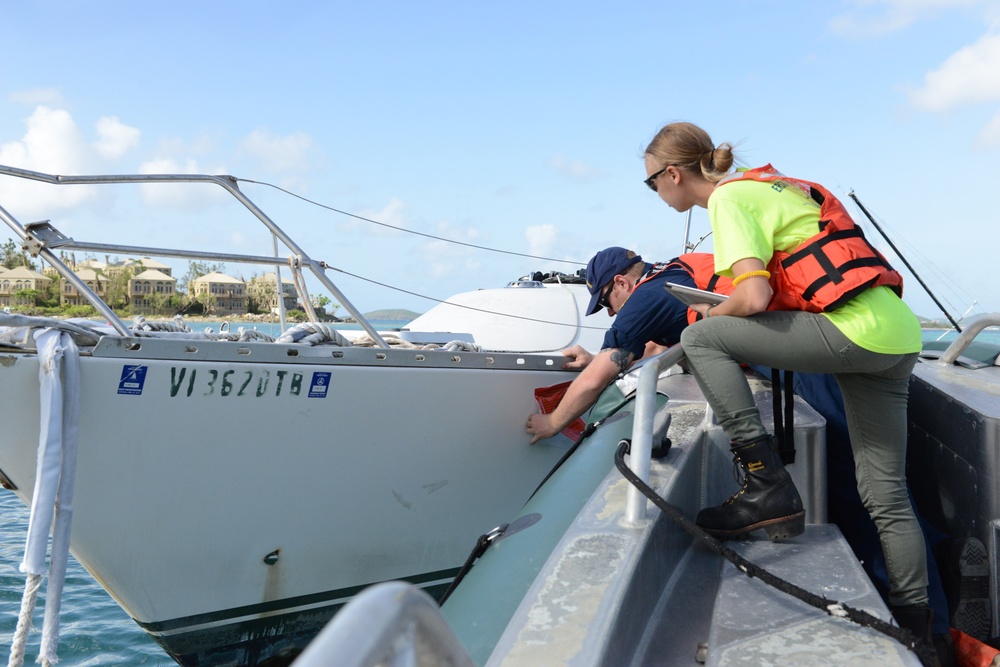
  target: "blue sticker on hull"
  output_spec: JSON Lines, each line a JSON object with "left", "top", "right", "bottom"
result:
{"left": 308, "top": 372, "right": 331, "bottom": 398}
{"left": 118, "top": 365, "right": 148, "bottom": 395}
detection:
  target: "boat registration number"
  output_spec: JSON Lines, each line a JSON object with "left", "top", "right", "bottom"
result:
{"left": 117, "top": 364, "right": 332, "bottom": 399}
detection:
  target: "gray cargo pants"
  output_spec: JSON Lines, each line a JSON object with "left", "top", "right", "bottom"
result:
{"left": 680, "top": 309, "right": 927, "bottom": 606}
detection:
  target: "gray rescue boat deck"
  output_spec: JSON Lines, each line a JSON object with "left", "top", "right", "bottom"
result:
{"left": 294, "top": 364, "right": 923, "bottom": 666}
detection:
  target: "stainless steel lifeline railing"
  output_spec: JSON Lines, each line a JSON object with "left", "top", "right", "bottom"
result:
{"left": 938, "top": 313, "right": 1000, "bottom": 366}
{"left": 0, "top": 165, "right": 389, "bottom": 346}
{"left": 625, "top": 344, "right": 686, "bottom": 524}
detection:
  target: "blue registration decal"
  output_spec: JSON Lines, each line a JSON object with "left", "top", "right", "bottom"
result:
{"left": 308, "top": 372, "right": 331, "bottom": 398}
{"left": 118, "top": 365, "right": 149, "bottom": 395}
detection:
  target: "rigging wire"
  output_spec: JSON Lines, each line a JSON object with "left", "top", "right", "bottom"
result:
{"left": 821, "top": 181, "right": 984, "bottom": 326}
{"left": 237, "top": 178, "right": 586, "bottom": 267}
{"left": 327, "top": 265, "right": 605, "bottom": 330}
{"left": 846, "top": 202, "right": 979, "bottom": 317}
{"left": 234, "top": 178, "right": 603, "bottom": 326}
{"left": 848, "top": 192, "right": 962, "bottom": 331}
{"left": 237, "top": 178, "right": 980, "bottom": 333}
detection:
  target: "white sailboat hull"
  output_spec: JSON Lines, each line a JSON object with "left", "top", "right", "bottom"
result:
{"left": 0, "top": 336, "right": 575, "bottom": 664}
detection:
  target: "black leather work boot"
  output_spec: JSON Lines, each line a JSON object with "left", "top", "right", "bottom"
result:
{"left": 696, "top": 435, "right": 805, "bottom": 540}
{"left": 891, "top": 604, "right": 947, "bottom": 666}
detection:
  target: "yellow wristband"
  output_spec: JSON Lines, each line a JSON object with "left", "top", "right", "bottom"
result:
{"left": 732, "top": 270, "right": 771, "bottom": 287}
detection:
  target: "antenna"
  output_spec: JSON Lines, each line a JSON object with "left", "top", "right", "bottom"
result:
{"left": 847, "top": 191, "right": 962, "bottom": 333}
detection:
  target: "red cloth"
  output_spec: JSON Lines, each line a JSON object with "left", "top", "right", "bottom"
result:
{"left": 534, "top": 381, "right": 586, "bottom": 442}
{"left": 952, "top": 628, "right": 1000, "bottom": 667}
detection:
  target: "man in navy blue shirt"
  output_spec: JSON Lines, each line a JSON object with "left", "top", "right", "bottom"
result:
{"left": 525, "top": 247, "right": 696, "bottom": 444}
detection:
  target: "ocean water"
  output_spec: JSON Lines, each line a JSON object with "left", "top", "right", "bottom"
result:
{"left": 921, "top": 327, "right": 1000, "bottom": 345}
{"left": 1, "top": 491, "right": 167, "bottom": 665}
{"left": 1, "top": 326, "right": 998, "bottom": 666}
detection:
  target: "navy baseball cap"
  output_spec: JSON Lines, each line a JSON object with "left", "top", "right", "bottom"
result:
{"left": 585, "top": 247, "right": 643, "bottom": 315}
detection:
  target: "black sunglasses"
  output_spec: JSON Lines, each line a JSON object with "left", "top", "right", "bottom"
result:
{"left": 597, "top": 278, "right": 616, "bottom": 310}
{"left": 644, "top": 166, "right": 668, "bottom": 192}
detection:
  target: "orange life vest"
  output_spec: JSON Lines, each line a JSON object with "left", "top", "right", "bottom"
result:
{"left": 636, "top": 253, "right": 734, "bottom": 324}
{"left": 716, "top": 165, "right": 903, "bottom": 313}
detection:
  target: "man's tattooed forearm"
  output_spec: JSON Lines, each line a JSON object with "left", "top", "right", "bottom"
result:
{"left": 610, "top": 348, "right": 633, "bottom": 373}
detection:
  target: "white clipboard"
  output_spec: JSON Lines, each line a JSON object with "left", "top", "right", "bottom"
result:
{"left": 664, "top": 282, "right": 729, "bottom": 307}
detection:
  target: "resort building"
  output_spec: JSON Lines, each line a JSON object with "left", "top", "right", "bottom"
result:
{"left": 61, "top": 268, "right": 110, "bottom": 307}
{"left": 0, "top": 265, "right": 53, "bottom": 307}
{"left": 190, "top": 271, "right": 248, "bottom": 315}
{"left": 246, "top": 272, "right": 298, "bottom": 313}
{"left": 125, "top": 257, "right": 173, "bottom": 277}
{"left": 73, "top": 258, "right": 107, "bottom": 273}
{"left": 128, "top": 269, "right": 178, "bottom": 312}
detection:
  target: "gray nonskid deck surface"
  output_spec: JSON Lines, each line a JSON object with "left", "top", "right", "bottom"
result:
{"left": 483, "top": 372, "right": 918, "bottom": 666}
{"left": 710, "top": 525, "right": 918, "bottom": 666}
{"left": 636, "top": 526, "right": 920, "bottom": 667}
{"left": 634, "top": 542, "right": 724, "bottom": 666}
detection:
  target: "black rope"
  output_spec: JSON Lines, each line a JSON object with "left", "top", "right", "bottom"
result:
{"left": 612, "top": 441, "right": 937, "bottom": 666}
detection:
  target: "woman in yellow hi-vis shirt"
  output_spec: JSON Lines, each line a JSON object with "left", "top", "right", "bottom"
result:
{"left": 643, "top": 122, "right": 931, "bottom": 643}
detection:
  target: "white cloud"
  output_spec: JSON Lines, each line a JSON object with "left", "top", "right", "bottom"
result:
{"left": 909, "top": 31, "right": 1000, "bottom": 111}
{"left": 547, "top": 154, "right": 604, "bottom": 183}
{"left": 831, "top": 0, "right": 987, "bottom": 36}
{"left": 238, "top": 129, "right": 318, "bottom": 189}
{"left": 94, "top": 116, "right": 140, "bottom": 159}
{"left": 0, "top": 106, "right": 97, "bottom": 216}
{"left": 340, "top": 197, "right": 408, "bottom": 235}
{"left": 1, "top": 106, "right": 89, "bottom": 171}
{"left": 137, "top": 157, "right": 229, "bottom": 209}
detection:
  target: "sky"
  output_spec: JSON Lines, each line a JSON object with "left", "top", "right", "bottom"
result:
{"left": 1, "top": 1, "right": 998, "bottom": 321}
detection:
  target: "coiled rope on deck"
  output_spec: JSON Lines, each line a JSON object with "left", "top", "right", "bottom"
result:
{"left": 130, "top": 315, "right": 191, "bottom": 333}
{"left": 275, "top": 322, "right": 353, "bottom": 347}
{"left": 349, "top": 333, "right": 487, "bottom": 352}
{"left": 612, "top": 440, "right": 939, "bottom": 667}
{"left": 201, "top": 328, "right": 279, "bottom": 343}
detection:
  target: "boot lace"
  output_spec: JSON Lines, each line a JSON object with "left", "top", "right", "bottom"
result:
{"left": 726, "top": 452, "right": 748, "bottom": 504}
{"left": 731, "top": 452, "right": 746, "bottom": 486}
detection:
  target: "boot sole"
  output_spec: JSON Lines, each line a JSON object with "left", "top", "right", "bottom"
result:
{"left": 702, "top": 510, "right": 805, "bottom": 541}
{"left": 951, "top": 537, "right": 991, "bottom": 641}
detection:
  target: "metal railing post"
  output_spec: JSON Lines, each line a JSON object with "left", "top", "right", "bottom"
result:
{"left": 938, "top": 313, "right": 1000, "bottom": 366}
{"left": 625, "top": 345, "right": 685, "bottom": 524}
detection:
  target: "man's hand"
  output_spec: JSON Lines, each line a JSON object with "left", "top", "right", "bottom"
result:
{"left": 526, "top": 412, "right": 560, "bottom": 445}
{"left": 525, "top": 347, "right": 631, "bottom": 445}
{"left": 560, "top": 345, "right": 593, "bottom": 370}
